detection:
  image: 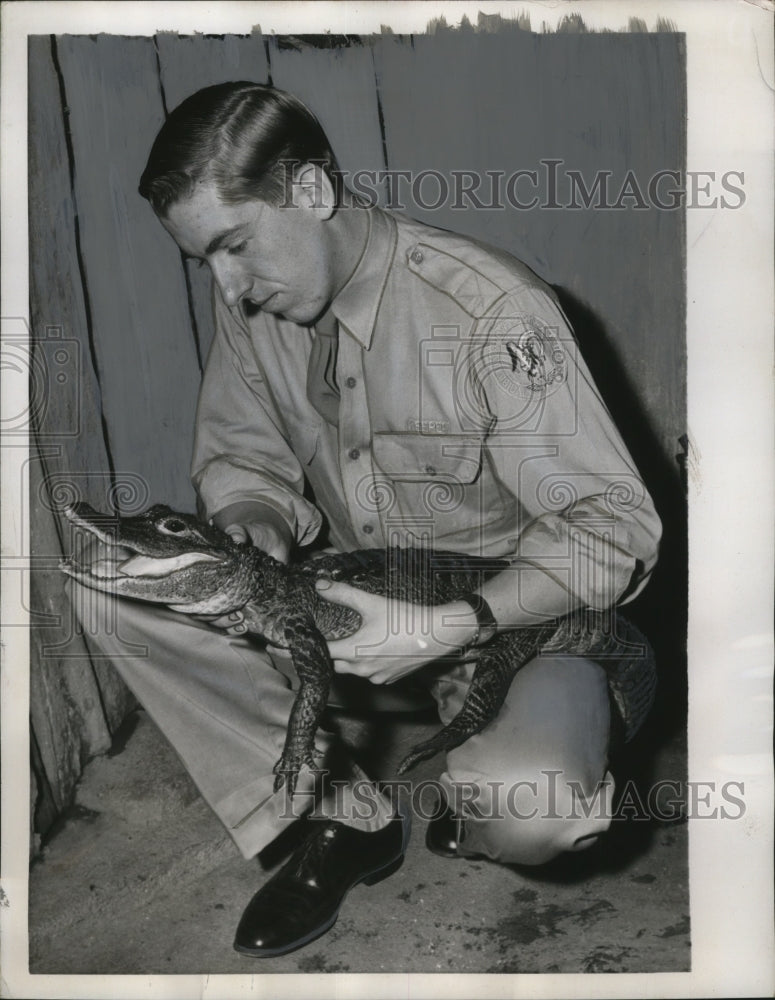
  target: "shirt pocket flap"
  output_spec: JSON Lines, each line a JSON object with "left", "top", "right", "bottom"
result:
{"left": 372, "top": 433, "right": 482, "bottom": 483}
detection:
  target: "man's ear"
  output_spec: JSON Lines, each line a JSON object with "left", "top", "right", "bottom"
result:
{"left": 288, "top": 162, "right": 336, "bottom": 220}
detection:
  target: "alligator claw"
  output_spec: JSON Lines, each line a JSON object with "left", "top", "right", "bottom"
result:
{"left": 272, "top": 746, "right": 324, "bottom": 796}
{"left": 272, "top": 755, "right": 301, "bottom": 796}
{"left": 273, "top": 769, "right": 298, "bottom": 796}
{"left": 397, "top": 733, "right": 452, "bottom": 774}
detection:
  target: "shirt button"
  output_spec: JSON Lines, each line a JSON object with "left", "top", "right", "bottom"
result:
{"left": 345, "top": 376, "right": 357, "bottom": 389}
{"left": 410, "top": 249, "right": 424, "bottom": 264}
{"left": 349, "top": 448, "right": 360, "bottom": 461}
{"left": 362, "top": 524, "right": 374, "bottom": 535}
{"left": 425, "top": 464, "right": 436, "bottom": 476}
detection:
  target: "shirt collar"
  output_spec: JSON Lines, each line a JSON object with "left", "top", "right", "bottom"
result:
{"left": 331, "top": 207, "right": 396, "bottom": 350}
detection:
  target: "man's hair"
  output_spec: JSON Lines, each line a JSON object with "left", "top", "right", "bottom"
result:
{"left": 138, "top": 82, "right": 341, "bottom": 216}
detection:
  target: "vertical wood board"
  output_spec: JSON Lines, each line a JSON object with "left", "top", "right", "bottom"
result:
{"left": 155, "top": 31, "right": 269, "bottom": 108}
{"left": 28, "top": 36, "right": 135, "bottom": 821}
{"left": 268, "top": 39, "right": 388, "bottom": 202}
{"left": 56, "top": 34, "right": 202, "bottom": 512}
{"left": 28, "top": 442, "right": 114, "bottom": 813}
{"left": 154, "top": 32, "right": 271, "bottom": 364}
{"left": 28, "top": 35, "right": 113, "bottom": 510}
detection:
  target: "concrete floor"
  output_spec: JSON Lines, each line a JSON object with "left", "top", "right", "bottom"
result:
{"left": 29, "top": 705, "right": 689, "bottom": 975}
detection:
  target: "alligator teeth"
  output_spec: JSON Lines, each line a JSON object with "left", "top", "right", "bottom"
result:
{"left": 59, "top": 556, "right": 123, "bottom": 580}
{"left": 91, "top": 558, "right": 125, "bottom": 579}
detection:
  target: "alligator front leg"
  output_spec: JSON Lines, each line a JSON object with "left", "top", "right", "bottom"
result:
{"left": 397, "top": 623, "right": 559, "bottom": 773}
{"left": 272, "top": 614, "right": 334, "bottom": 797}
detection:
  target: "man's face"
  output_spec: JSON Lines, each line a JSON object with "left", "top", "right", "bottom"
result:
{"left": 160, "top": 180, "right": 337, "bottom": 325}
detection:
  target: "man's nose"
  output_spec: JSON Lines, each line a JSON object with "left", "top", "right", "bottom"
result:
{"left": 210, "top": 258, "right": 251, "bottom": 308}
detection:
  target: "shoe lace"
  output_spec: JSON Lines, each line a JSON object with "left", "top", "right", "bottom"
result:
{"left": 289, "top": 822, "right": 339, "bottom": 887}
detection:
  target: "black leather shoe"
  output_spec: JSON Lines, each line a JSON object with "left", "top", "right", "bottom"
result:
{"left": 425, "top": 805, "right": 483, "bottom": 860}
{"left": 425, "top": 804, "right": 463, "bottom": 858}
{"left": 234, "top": 811, "right": 410, "bottom": 958}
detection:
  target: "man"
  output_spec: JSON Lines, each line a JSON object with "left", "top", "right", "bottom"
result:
{"left": 79, "top": 81, "right": 661, "bottom": 958}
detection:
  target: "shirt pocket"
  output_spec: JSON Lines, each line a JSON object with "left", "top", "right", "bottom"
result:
{"left": 371, "top": 433, "right": 513, "bottom": 544}
{"left": 371, "top": 433, "right": 482, "bottom": 483}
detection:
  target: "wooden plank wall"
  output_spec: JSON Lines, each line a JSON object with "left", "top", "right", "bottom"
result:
{"left": 28, "top": 26, "right": 686, "bottom": 842}
{"left": 375, "top": 29, "right": 686, "bottom": 495}
{"left": 29, "top": 35, "right": 133, "bottom": 840}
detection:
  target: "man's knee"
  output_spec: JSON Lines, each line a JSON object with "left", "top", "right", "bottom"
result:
{"left": 442, "top": 764, "right": 615, "bottom": 866}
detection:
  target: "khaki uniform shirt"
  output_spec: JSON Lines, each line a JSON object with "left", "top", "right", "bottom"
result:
{"left": 192, "top": 207, "right": 661, "bottom": 610}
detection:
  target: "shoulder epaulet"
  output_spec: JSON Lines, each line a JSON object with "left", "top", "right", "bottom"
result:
{"left": 405, "top": 242, "right": 509, "bottom": 318}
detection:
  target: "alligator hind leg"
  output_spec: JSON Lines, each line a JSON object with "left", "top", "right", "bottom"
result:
{"left": 272, "top": 615, "right": 334, "bottom": 796}
{"left": 397, "top": 624, "right": 558, "bottom": 774}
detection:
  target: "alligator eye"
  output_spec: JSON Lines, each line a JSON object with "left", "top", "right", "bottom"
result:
{"left": 160, "top": 518, "right": 187, "bottom": 535}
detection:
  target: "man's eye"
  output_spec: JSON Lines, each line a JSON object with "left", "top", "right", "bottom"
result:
{"left": 228, "top": 241, "right": 248, "bottom": 255}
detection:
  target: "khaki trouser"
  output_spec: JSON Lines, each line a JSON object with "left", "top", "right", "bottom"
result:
{"left": 67, "top": 581, "right": 615, "bottom": 865}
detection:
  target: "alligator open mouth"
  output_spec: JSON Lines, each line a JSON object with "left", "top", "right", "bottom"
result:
{"left": 60, "top": 504, "right": 222, "bottom": 583}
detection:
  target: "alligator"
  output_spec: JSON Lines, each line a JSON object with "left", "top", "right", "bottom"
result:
{"left": 60, "top": 502, "right": 651, "bottom": 795}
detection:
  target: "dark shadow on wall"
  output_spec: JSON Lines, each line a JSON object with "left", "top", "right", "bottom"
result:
{"left": 555, "top": 285, "right": 688, "bottom": 749}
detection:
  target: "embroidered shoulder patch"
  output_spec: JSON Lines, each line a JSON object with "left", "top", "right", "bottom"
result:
{"left": 495, "top": 316, "right": 567, "bottom": 398}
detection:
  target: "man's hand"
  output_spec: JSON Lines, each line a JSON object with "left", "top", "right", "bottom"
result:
{"left": 193, "top": 609, "right": 252, "bottom": 635}
{"left": 213, "top": 499, "right": 293, "bottom": 563}
{"left": 316, "top": 579, "right": 478, "bottom": 685}
{"left": 221, "top": 520, "right": 289, "bottom": 561}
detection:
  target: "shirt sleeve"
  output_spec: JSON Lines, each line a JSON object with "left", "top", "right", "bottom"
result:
{"left": 474, "top": 286, "right": 662, "bottom": 610}
{"left": 191, "top": 288, "right": 323, "bottom": 545}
